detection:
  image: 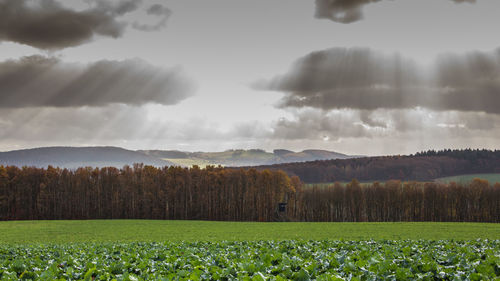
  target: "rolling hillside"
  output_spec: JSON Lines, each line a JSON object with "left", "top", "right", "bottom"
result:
{"left": 139, "top": 149, "right": 355, "bottom": 167}
{"left": 0, "top": 146, "right": 173, "bottom": 169}
{"left": 0, "top": 147, "right": 357, "bottom": 169}
{"left": 255, "top": 149, "right": 500, "bottom": 183}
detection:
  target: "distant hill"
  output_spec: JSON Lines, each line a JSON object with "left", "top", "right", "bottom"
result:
{"left": 137, "top": 150, "right": 190, "bottom": 159}
{"left": 275, "top": 149, "right": 352, "bottom": 163}
{"left": 139, "top": 148, "right": 356, "bottom": 167}
{"left": 254, "top": 149, "right": 500, "bottom": 183}
{"left": 0, "top": 147, "right": 358, "bottom": 169}
{"left": 0, "top": 147, "right": 174, "bottom": 169}
{"left": 3, "top": 147, "right": 499, "bottom": 183}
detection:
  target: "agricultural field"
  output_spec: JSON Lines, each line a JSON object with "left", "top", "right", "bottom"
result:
{"left": 164, "top": 150, "right": 276, "bottom": 167}
{"left": 304, "top": 181, "right": 377, "bottom": 188}
{"left": 303, "top": 180, "right": 425, "bottom": 189}
{"left": 435, "top": 173, "right": 500, "bottom": 185}
{"left": 1, "top": 220, "right": 500, "bottom": 244}
{"left": 1, "top": 221, "right": 499, "bottom": 280}
{"left": 163, "top": 158, "right": 216, "bottom": 168}
{"left": 1, "top": 240, "right": 499, "bottom": 280}
{"left": 305, "top": 173, "right": 500, "bottom": 188}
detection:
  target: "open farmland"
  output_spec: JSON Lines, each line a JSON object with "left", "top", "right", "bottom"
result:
{"left": 1, "top": 221, "right": 499, "bottom": 280}
{"left": 163, "top": 158, "right": 215, "bottom": 168}
{"left": 435, "top": 173, "right": 500, "bottom": 185}
{"left": 1, "top": 239, "right": 499, "bottom": 280}
{"left": 1, "top": 220, "right": 499, "bottom": 244}
{"left": 304, "top": 181, "right": 380, "bottom": 188}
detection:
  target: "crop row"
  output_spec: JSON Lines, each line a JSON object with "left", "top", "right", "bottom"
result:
{"left": 0, "top": 240, "right": 499, "bottom": 280}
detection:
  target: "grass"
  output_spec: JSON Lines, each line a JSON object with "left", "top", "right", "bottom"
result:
{"left": 435, "top": 173, "right": 500, "bottom": 184}
{"left": 194, "top": 150, "right": 274, "bottom": 161}
{"left": 305, "top": 173, "right": 500, "bottom": 188}
{"left": 163, "top": 150, "right": 277, "bottom": 167}
{"left": 163, "top": 158, "right": 216, "bottom": 168}
{"left": 304, "top": 181, "right": 378, "bottom": 188}
{"left": 0, "top": 220, "right": 498, "bottom": 244}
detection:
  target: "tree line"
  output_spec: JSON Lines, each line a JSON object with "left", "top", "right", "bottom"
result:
{"left": 0, "top": 164, "right": 298, "bottom": 221}
{"left": 255, "top": 149, "right": 500, "bottom": 183}
{"left": 0, "top": 164, "right": 499, "bottom": 222}
{"left": 300, "top": 179, "right": 500, "bottom": 222}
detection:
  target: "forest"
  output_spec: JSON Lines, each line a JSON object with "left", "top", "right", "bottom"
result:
{"left": 256, "top": 149, "right": 500, "bottom": 183}
{"left": 0, "top": 163, "right": 499, "bottom": 222}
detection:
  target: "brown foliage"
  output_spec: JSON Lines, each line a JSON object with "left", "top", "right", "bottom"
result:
{"left": 300, "top": 180, "right": 500, "bottom": 222}
{"left": 0, "top": 165, "right": 297, "bottom": 221}
{"left": 255, "top": 149, "right": 500, "bottom": 183}
{"left": 0, "top": 164, "right": 498, "bottom": 222}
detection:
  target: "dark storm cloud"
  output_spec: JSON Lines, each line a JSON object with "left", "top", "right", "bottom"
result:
{"left": 0, "top": 0, "right": 169, "bottom": 49}
{"left": 257, "top": 47, "right": 500, "bottom": 114}
{"left": 257, "top": 48, "right": 427, "bottom": 110}
{"left": 0, "top": 55, "right": 195, "bottom": 108}
{"left": 433, "top": 50, "right": 500, "bottom": 114}
{"left": 132, "top": 3, "right": 171, "bottom": 31}
{"left": 315, "top": 0, "right": 476, "bottom": 23}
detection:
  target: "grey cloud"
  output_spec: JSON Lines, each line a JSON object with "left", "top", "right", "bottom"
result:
{"left": 0, "top": 0, "right": 171, "bottom": 49}
{"left": 371, "top": 109, "right": 500, "bottom": 134}
{"left": 315, "top": 0, "right": 476, "bottom": 23}
{"left": 269, "top": 108, "right": 500, "bottom": 142}
{"left": 433, "top": 50, "right": 500, "bottom": 113}
{"left": 91, "top": 0, "right": 141, "bottom": 15}
{"left": 132, "top": 4, "right": 171, "bottom": 31}
{"left": 359, "top": 111, "right": 387, "bottom": 128}
{"left": 389, "top": 109, "right": 431, "bottom": 132}
{"left": 0, "top": 55, "right": 195, "bottom": 108}
{"left": 258, "top": 47, "right": 500, "bottom": 114}
{"left": 0, "top": 105, "right": 183, "bottom": 149}
{"left": 232, "top": 121, "right": 273, "bottom": 139}
{"left": 460, "top": 113, "right": 497, "bottom": 131}
{"left": 0, "top": 105, "right": 138, "bottom": 142}
{"left": 315, "top": 0, "right": 381, "bottom": 23}
{"left": 146, "top": 3, "right": 171, "bottom": 16}
{"left": 0, "top": 106, "right": 263, "bottom": 147}
{"left": 257, "top": 47, "right": 427, "bottom": 110}
{"left": 271, "top": 109, "right": 372, "bottom": 140}
{"left": 1, "top": 106, "right": 498, "bottom": 152}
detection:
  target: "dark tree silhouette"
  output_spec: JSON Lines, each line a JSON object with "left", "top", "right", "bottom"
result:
{"left": 254, "top": 149, "right": 500, "bottom": 183}
{"left": 1, "top": 163, "right": 499, "bottom": 222}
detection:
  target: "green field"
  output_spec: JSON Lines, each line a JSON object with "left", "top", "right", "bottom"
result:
{"left": 1, "top": 221, "right": 499, "bottom": 280}
{"left": 304, "top": 181, "right": 378, "bottom": 188}
{"left": 305, "top": 173, "right": 500, "bottom": 187}
{"left": 163, "top": 158, "right": 216, "bottom": 168}
{"left": 161, "top": 149, "right": 277, "bottom": 167}
{"left": 435, "top": 173, "right": 500, "bottom": 184}
{"left": 1, "top": 240, "right": 498, "bottom": 280}
{"left": 0, "top": 220, "right": 499, "bottom": 244}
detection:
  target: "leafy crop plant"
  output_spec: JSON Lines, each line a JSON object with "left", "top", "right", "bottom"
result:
{"left": 0, "top": 240, "right": 498, "bottom": 280}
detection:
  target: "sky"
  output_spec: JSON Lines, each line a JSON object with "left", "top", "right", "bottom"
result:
{"left": 0, "top": 0, "right": 499, "bottom": 156}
